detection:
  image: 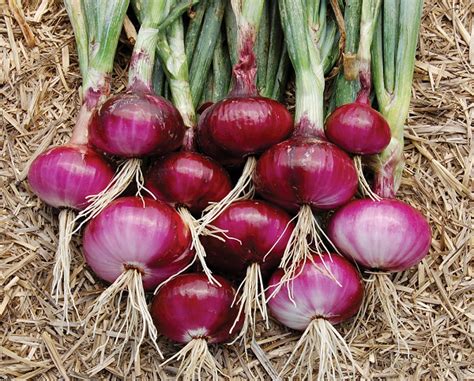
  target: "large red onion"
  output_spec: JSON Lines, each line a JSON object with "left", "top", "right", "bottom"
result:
{"left": 327, "top": 198, "right": 431, "bottom": 347}
{"left": 327, "top": 198, "right": 431, "bottom": 272}
{"left": 83, "top": 196, "right": 192, "bottom": 289}
{"left": 82, "top": 196, "right": 192, "bottom": 358}
{"left": 88, "top": 88, "right": 185, "bottom": 158}
{"left": 267, "top": 254, "right": 363, "bottom": 379}
{"left": 152, "top": 273, "right": 241, "bottom": 379}
{"left": 197, "top": 96, "right": 293, "bottom": 164}
{"left": 255, "top": 137, "right": 358, "bottom": 212}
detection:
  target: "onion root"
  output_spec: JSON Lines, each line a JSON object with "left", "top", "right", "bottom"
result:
{"left": 281, "top": 318, "right": 355, "bottom": 381}
{"left": 162, "top": 338, "right": 222, "bottom": 381}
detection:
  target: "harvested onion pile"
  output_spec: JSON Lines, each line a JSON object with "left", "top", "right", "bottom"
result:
{"left": 27, "top": 0, "right": 429, "bottom": 379}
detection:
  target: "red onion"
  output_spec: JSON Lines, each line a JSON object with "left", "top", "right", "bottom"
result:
{"left": 325, "top": 95, "right": 390, "bottom": 155}
{"left": 82, "top": 196, "right": 192, "bottom": 358}
{"left": 327, "top": 198, "right": 431, "bottom": 347}
{"left": 88, "top": 88, "right": 185, "bottom": 158}
{"left": 152, "top": 273, "right": 241, "bottom": 379}
{"left": 145, "top": 151, "right": 232, "bottom": 215}
{"left": 197, "top": 96, "right": 293, "bottom": 164}
{"left": 28, "top": 145, "right": 114, "bottom": 210}
{"left": 267, "top": 254, "right": 363, "bottom": 380}
{"left": 200, "top": 200, "right": 294, "bottom": 339}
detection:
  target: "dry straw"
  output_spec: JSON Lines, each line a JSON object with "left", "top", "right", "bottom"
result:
{"left": 1, "top": 0, "right": 472, "bottom": 379}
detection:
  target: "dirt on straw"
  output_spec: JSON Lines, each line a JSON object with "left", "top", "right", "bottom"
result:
{"left": 1, "top": 0, "right": 473, "bottom": 380}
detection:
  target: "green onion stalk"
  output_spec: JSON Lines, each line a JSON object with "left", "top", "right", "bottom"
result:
{"left": 30, "top": 0, "right": 128, "bottom": 325}
{"left": 371, "top": 0, "right": 423, "bottom": 197}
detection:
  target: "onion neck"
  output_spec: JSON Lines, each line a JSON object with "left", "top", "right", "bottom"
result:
{"left": 155, "top": 19, "right": 197, "bottom": 150}
{"left": 228, "top": 0, "right": 265, "bottom": 97}
{"left": 354, "top": 0, "right": 381, "bottom": 105}
{"left": 371, "top": 0, "right": 422, "bottom": 196}
{"left": 280, "top": 0, "right": 325, "bottom": 139}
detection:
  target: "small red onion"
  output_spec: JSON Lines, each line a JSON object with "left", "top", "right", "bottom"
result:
{"left": 83, "top": 196, "right": 192, "bottom": 289}
{"left": 152, "top": 273, "right": 240, "bottom": 343}
{"left": 28, "top": 145, "right": 114, "bottom": 210}
{"left": 145, "top": 151, "right": 232, "bottom": 214}
{"left": 88, "top": 89, "right": 185, "bottom": 158}
{"left": 325, "top": 99, "right": 391, "bottom": 155}
{"left": 152, "top": 273, "right": 241, "bottom": 379}
{"left": 201, "top": 200, "right": 294, "bottom": 339}
{"left": 201, "top": 200, "right": 293, "bottom": 278}
{"left": 327, "top": 198, "right": 431, "bottom": 272}
{"left": 267, "top": 254, "right": 363, "bottom": 379}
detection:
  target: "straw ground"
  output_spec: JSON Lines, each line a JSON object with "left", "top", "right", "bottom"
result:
{"left": 1, "top": 0, "right": 472, "bottom": 379}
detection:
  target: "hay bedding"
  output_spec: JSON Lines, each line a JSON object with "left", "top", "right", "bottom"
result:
{"left": 0, "top": 0, "right": 472, "bottom": 379}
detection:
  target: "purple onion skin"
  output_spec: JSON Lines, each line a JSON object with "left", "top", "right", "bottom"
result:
{"left": 327, "top": 199, "right": 431, "bottom": 272}
{"left": 88, "top": 90, "right": 185, "bottom": 157}
{"left": 197, "top": 96, "right": 293, "bottom": 162}
{"left": 145, "top": 152, "right": 233, "bottom": 214}
{"left": 83, "top": 196, "right": 193, "bottom": 290}
{"left": 267, "top": 254, "right": 364, "bottom": 330}
{"left": 28, "top": 145, "right": 114, "bottom": 210}
{"left": 325, "top": 102, "right": 391, "bottom": 155}
{"left": 254, "top": 137, "right": 358, "bottom": 212}
{"left": 151, "top": 273, "right": 242, "bottom": 343}
{"left": 201, "top": 200, "right": 294, "bottom": 278}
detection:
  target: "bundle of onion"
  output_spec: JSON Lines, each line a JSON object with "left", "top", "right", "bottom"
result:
{"left": 82, "top": 196, "right": 193, "bottom": 364}
{"left": 201, "top": 200, "right": 294, "bottom": 340}
{"left": 152, "top": 273, "right": 242, "bottom": 380}
{"left": 27, "top": 0, "right": 127, "bottom": 321}
{"left": 76, "top": 0, "right": 189, "bottom": 224}
{"left": 267, "top": 254, "right": 363, "bottom": 380}
{"left": 196, "top": 0, "right": 293, "bottom": 229}
{"left": 255, "top": 0, "right": 358, "bottom": 286}
{"left": 132, "top": 5, "right": 233, "bottom": 283}
{"left": 328, "top": 0, "right": 430, "bottom": 349}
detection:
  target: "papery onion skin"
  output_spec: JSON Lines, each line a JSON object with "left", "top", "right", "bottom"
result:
{"left": 254, "top": 137, "right": 358, "bottom": 212}
{"left": 88, "top": 90, "right": 185, "bottom": 157}
{"left": 28, "top": 145, "right": 114, "bottom": 210}
{"left": 197, "top": 96, "right": 293, "bottom": 161}
{"left": 327, "top": 199, "right": 431, "bottom": 272}
{"left": 201, "top": 200, "right": 294, "bottom": 278}
{"left": 267, "top": 254, "right": 364, "bottom": 330}
{"left": 145, "top": 152, "right": 233, "bottom": 214}
{"left": 325, "top": 102, "right": 391, "bottom": 155}
{"left": 151, "top": 273, "right": 241, "bottom": 343}
{"left": 83, "top": 196, "right": 192, "bottom": 290}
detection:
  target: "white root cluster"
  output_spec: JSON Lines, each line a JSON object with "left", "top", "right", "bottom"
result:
{"left": 271, "top": 205, "right": 339, "bottom": 299}
{"left": 229, "top": 262, "right": 268, "bottom": 343}
{"left": 85, "top": 269, "right": 162, "bottom": 366}
{"left": 161, "top": 338, "right": 221, "bottom": 381}
{"left": 177, "top": 207, "right": 221, "bottom": 286}
{"left": 281, "top": 318, "right": 355, "bottom": 381}
{"left": 51, "top": 208, "right": 78, "bottom": 326}
{"left": 74, "top": 158, "right": 143, "bottom": 232}
{"left": 196, "top": 156, "right": 256, "bottom": 236}
{"left": 357, "top": 273, "right": 409, "bottom": 352}
{"left": 354, "top": 156, "right": 381, "bottom": 201}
